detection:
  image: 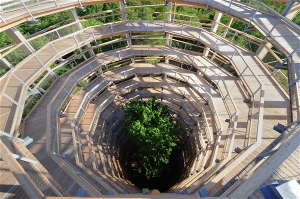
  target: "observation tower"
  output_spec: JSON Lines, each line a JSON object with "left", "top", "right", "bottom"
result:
{"left": 0, "top": 0, "right": 299, "bottom": 198}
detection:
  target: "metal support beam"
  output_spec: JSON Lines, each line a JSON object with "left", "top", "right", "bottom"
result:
{"left": 0, "top": 130, "right": 33, "bottom": 146}
{"left": 282, "top": 0, "right": 300, "bottom": 20}
{"left": 3, "top": 93, "right": 23, "bottom": 109}
{"left": 12, "top": 153, "right": 38, "bottom": 164}
{"left": 69, "top": 8, "right": 94, "bottom": 56}
{"left": 73, "top": 75, "right": 82, "bottom": 87}
{"left": 257, "top": 149, "right": 278, "bottom": 159}
{"left": 226, "top": 0, "right": 233, "bottom": 14}
{"left": 0, "top": 58, "right": 13, "bottom": 69}
{"left": 244, "top": 5, "right": 260, "bottom": 32}
{"left": 63, "top": 88, "right": 72, "bottom": 97}
{"left": 266, "top": 17, "right": 280, "bottom": 38}
{"left": 19, "top": 0, "right": 38, "bottom": 22}
{"left": 34, "top": 55, "right": 57, "bottom": 79}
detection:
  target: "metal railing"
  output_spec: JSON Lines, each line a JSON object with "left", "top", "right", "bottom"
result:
{"left": 0, "top": 1, "right": 293, "bottom": 196}
{"left": 74, "top": 70, "right": 214, "bottom": 172}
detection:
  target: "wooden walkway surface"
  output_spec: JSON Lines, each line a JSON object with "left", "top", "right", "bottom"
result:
{"left": 0, "top": 0, "right": 298, "bottom": 196}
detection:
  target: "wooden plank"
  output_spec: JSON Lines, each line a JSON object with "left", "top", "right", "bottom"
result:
{"left": 229, "top": 125, "right": 300, "bottom": 198}
{"left": 46, "top": 151, "right": 101, "bottom": 197}
{"left": 0, "top": 139, "right": 44, "bottom": 199}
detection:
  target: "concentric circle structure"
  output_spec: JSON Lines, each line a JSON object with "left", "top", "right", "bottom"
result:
{"left": 0, "top": 0, "right": 299, "bottom": 198}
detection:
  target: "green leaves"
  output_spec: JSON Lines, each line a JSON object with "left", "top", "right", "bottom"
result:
{"left": 125, "top": 96, "right": 178, "bottom": 179}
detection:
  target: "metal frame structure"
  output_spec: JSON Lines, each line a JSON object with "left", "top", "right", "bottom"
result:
{"left": 0, "top": 0, "right": 299, "bottom": 198}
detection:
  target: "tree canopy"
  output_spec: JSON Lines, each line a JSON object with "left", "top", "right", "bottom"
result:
{"left": 124, "top": 96, "right": 178, "bottom": 179}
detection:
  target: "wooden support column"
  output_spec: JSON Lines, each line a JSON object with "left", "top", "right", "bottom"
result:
{"left": 5, "top": 27, "right": 35, "bottom": 55}
{"left": 119, "top": 1, "right": 132, "bottom": 46}
{"left": 203, "top": 12, "right": 222, "bottom": 57}
{"left": 165, "top": 1, "right": 173, "bottom": 64}
{"left": 69, "top": 8, "right": 95, "bottom": 57}
{"left": 256, "top": 40, "right": 273, "bottom": 59}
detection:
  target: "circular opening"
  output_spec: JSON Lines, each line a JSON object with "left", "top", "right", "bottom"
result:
{"left": 126, "top": 141, "right": 185, "bottom": 192}
{"left": 114, "top": 98, "right": 195, "bottom": 192}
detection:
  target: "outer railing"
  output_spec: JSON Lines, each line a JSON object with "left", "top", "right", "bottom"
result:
{"left": 1, "top": 0, "right": 298, "bottom": 33}
{"left": 160, "top": 46, "right": 239, "bottom": 160}
{"left": 0, "top": 1, "right": 293, "bottom": 195}
{"left": 0, "top": 16, "right": 270, "bottom": 192}
{"left": 169, "top": 24, "right": 263, "bottom": 147}
{"left": 3, "top": 40, "right": 261, "bottom": 157}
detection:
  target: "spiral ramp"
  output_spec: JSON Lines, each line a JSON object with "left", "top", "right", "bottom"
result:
{"left": 0, "top": 0, "right": 299, "bottom": 198}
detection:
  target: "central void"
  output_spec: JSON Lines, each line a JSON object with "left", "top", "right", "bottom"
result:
{"left": 114, "top": 96, "right": 194, "bottom": 192}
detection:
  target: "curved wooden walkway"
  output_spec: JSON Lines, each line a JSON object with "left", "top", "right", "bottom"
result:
{"left": 0, "top": 0, "right": 298, "bottom": 197}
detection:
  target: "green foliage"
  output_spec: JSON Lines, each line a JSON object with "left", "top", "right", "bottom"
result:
{"left": 275, "top": 73, "right": 289, "bottom": 91}
{"left": 54, "top": 62, "right": 75, "bottom": 76}
{"left": 29, "top": 36, "right": 50, "bottom": 50}
{"left": 72, "top": 79, "right": 89, "bottom": 95}
{"left": 126, "top": 1, "right": 167, "bottom": 20}
{"left": 0, "top": 68, "right": 8, "bottom": 77}
{"left": 4, "top": 48, "right": 27, "bottom": 66}
{"left": 125, "top": 96, "right": 179, "bottom": 179}
{"left": 145, "top": 57, "right": 161, "bottom": 64}
{"left": 176, "top": 6, "right": 215, "bottom": 21}
{"left": 0, "top": 32, "right": 13, "bottom": 48}
{"left": 293, "top": 12, "right": 300, "bottom": 25}
{"left": 23, "top": 94, "right": 42, "bottom": 118}
{"left": 17, "top": 13, "right": 63, "bottom": 37}
{"left": 81, "top": 19, "right": 103, "bottom": 28}
{"left": 84, "top": 4, "right": 104, "bottom": 14}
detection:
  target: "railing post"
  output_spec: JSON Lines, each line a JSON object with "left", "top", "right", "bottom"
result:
{"left": 180, "top": 24, "right": 184, "bottom": 36}
{"left": 226, "top": 0, "right": 233, "bottom": 14}
{"left": 34, "top": 55, "right": 57, "bottom": 79}
{"left": 205, "top": 0, "right": 211, "bottom": 12}
{"left": 50, "top": 43, "right": 64, "bottom": 60}
{"left": 230, "top": 49, "right": 236, "bottom": 61}
{"left": 0, "top": 15, "right": 7, "bottom": 24}
{"left": 56, "top": 30, "right": 61, "bottom": 38}
{"left": 73, "top": 35, "right": 79, "bottom": 47}
{"left": 19, "top": 0, "right": 36, "bottom": 21}
{"left": 2, "top": 93, "right": 23, "bottom": 109}
{"left": 250, "top": 5, "right": 260, "bottom": 23}
{"left": 110, "top": 23, "right": 114, "bottom": 36}
{"left": 63, "top": 88, "right": 72, "bottom": 97}
{"left": 90, "top": 27, "right": 98, "bottom": 44}
{"left": 197, "top": 30, "right": 202, "bottom": 46}
{"left": 72, "top": 74, "right": 82, "bottom": 87}
{"left": 266, "top": 17, "right": 280, "bottom": 38}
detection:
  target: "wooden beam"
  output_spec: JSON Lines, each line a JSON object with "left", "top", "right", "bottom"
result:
{"left": 261, "top": 43, "right": 283, "bottom": 63}
{"left": 228, "top": 124, "right": 300, "bottom": 198}
{"left": 0, "top": 139, "right": 44, "bottom": 199}
{"left": 11, "top": 138, "right": 64, "bottom": 196}
{"left": 46, "top": 151, "right": 102, "bottom": 197}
